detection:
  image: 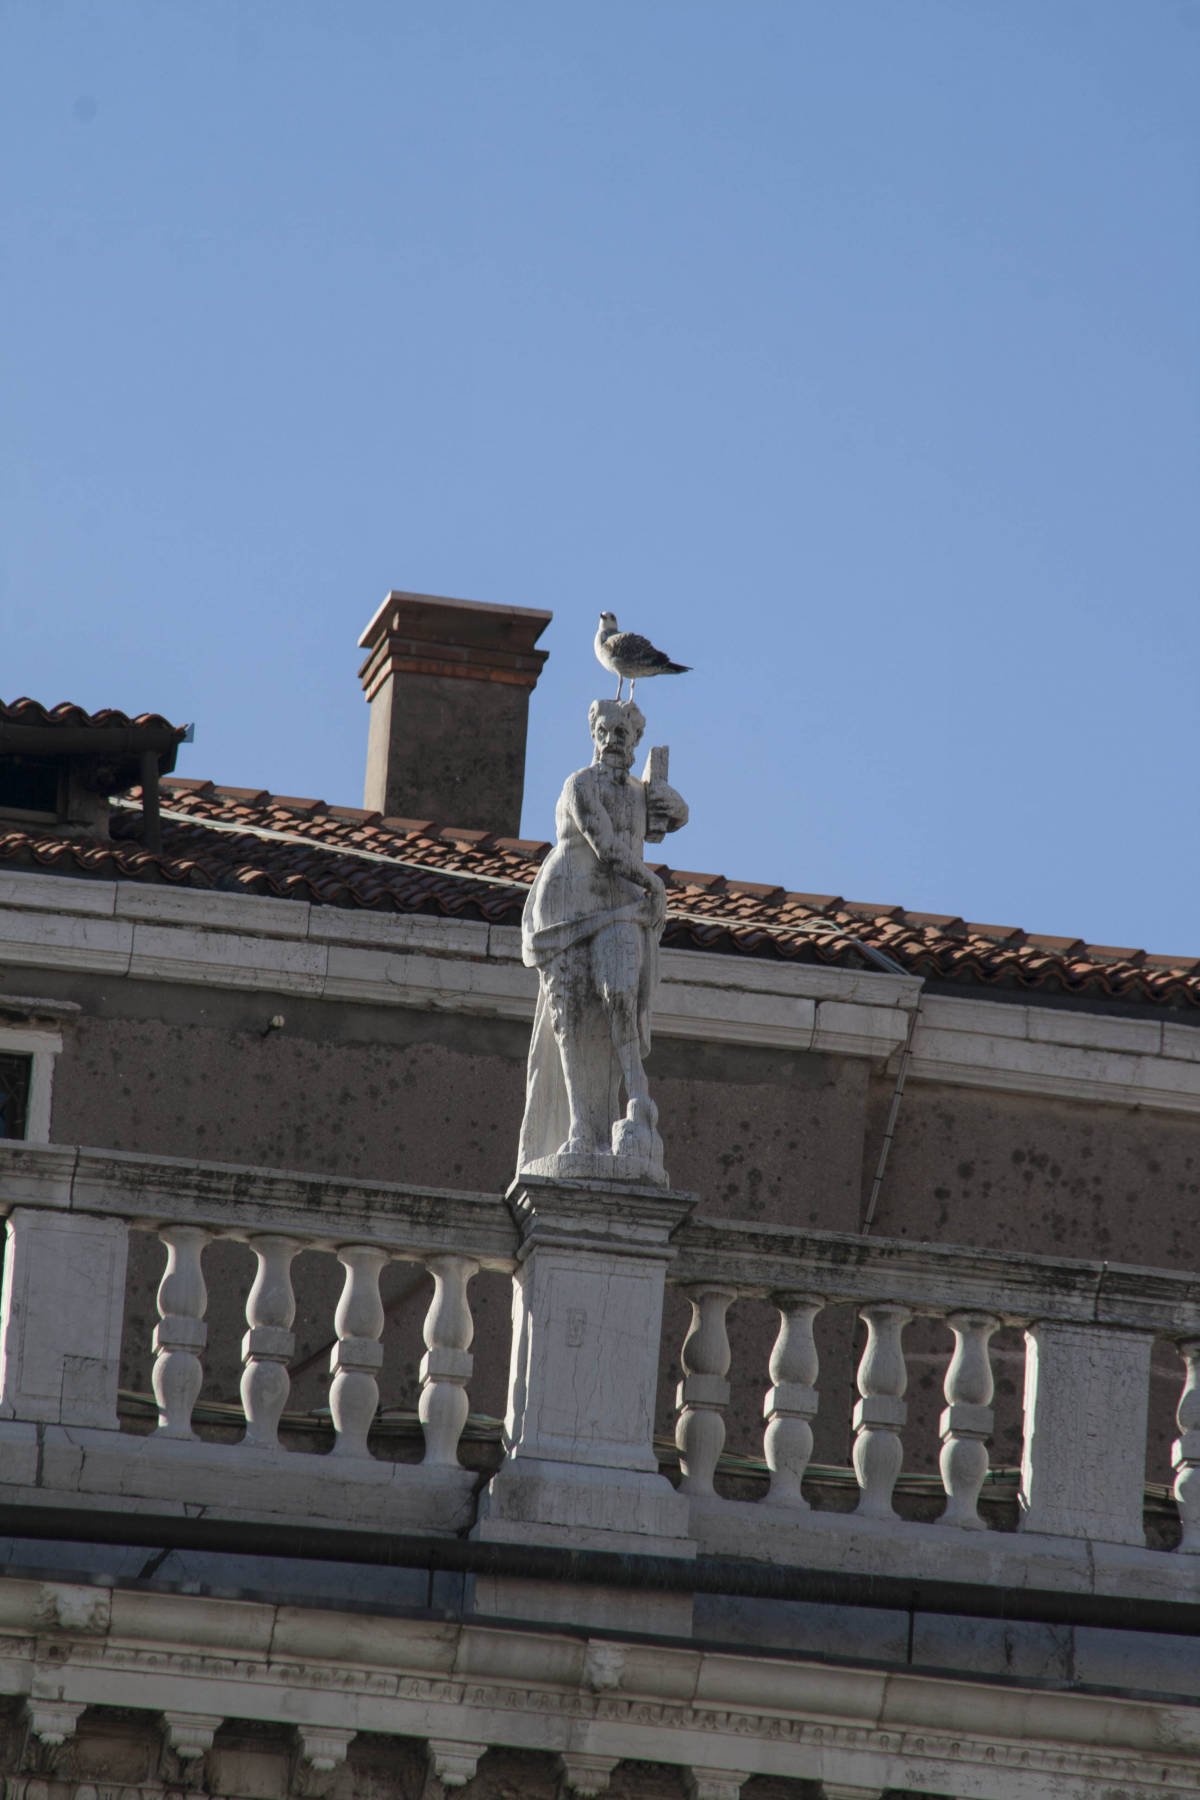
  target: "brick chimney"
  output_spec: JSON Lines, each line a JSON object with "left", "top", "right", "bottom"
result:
{"left": 357, "top": 590, "right": 552, "bottom": 836}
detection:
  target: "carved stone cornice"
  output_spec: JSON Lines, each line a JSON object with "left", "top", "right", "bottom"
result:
{"left": 4, "top": 1586, "right": 1200, "bottom": 1797}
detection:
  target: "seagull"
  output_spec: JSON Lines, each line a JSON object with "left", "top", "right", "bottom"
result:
{"left": 594, "top": 612, "right": 692, "bottom": 701}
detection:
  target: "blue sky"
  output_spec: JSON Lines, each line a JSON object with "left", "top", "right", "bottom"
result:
{"left": 3, "top": 2, "right": 1198, "bottom": 953}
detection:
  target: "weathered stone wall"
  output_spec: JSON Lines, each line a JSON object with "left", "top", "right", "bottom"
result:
{"left": 861, "top": 1074, "right": 1200, "bottom": 1263}
{"left": 40, "top": 972, "right": 870, "bottom": 1227}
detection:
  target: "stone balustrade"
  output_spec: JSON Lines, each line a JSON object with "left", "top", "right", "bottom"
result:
{"left": 2, "top": 1143, "right": 1200, "bottom": 1605}
{"left": 670, "top": 1217, "right": 1200, "bottom": 1596}
{"left": 0, "top": 1142, "right": 515, "bottom": 1534}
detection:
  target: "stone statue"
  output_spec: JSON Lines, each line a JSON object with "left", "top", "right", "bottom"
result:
{"left": 517, "top": 698, "right": 689, "bottom": 1185}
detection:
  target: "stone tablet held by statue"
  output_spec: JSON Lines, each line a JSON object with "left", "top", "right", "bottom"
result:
{"left": 517, "top": 697, "right": 689, "bottom": 1186}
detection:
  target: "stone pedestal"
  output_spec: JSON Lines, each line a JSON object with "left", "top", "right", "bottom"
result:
{"left": 1020, "top": 1321, "right": 1154, "bottom": 1545}
{"left": 472, "top": 1175, "right": 697, "bottom": 1631}
{"left": 0, "top": 1206, "right": 128, "bottom": 1430}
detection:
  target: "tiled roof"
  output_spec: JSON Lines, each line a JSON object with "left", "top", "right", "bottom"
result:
{"left": 0, "top": 697, "right": 184, "bottom": 733}
{"left": 0, "top": 777, "right": 1197, "bottom": 1010}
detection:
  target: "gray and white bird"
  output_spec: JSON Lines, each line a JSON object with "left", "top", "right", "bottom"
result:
{"left": 594, "top": 611, "right": 691, "bottom": 701}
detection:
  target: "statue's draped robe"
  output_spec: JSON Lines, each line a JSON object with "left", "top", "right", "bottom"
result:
{"left": 517, "top": 770, "right": 661, "bottom": 1169}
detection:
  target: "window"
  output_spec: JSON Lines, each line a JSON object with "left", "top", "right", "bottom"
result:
{"left": 0, "top": 1020, "right": 65, "bottom": 1143}
{"left": 0, "top": 754, "right": 62, "bottom": 821}
{"left": 0, "top": 1053, "right": 32, "bottom": 1139}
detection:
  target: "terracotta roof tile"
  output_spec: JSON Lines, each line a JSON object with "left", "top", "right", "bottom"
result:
{"left": 2, "top": 776, "right": 1199, "bottom": 1011}
{"left": 903, "top": 912, "right": 967, "bottom": 934}
{"left": 204, "top": 785, "right": 271, "bottom": 806}
{"left": 0, "top": 697, "right": 183, "bottom": 733}
{"left": 496, "top": 836, "right": 555, "bottom": 857}
{"left": 660, "top": 869, "right": 726, "bottom": 891}
{"left": 435, "top": 827, "right": 495, "bottom": 846}
{"left": 265, "top": 794, "right": 327, "bottom": 815}
{"left": 725, "top": 880, "right": 791, "bottom": 902}
{"left": 779, "top": 892, "right": 844, "bottom": 913}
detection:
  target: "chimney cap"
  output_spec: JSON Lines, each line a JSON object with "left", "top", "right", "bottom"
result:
{"left": 358, "top": 589, "right": 552, "bottom": 656}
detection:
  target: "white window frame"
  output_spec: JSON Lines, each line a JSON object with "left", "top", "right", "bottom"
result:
{"left": 0, "top": 1024, "right": 63, "bottom": 1143}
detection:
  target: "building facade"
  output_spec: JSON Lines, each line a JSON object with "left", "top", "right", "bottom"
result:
{"left": 1, "top": 593, "right": 1199, "bottom": 1799}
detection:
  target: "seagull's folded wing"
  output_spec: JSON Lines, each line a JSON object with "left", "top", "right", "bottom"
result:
{"left": 610, "top": 631, "right": 668, "bottom": 665}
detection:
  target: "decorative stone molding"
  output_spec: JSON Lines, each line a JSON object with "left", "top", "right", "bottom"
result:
{"left": 556, "top": 1753, "right": 619, "bottom": 1796}
{"left": 0, "top": 1598, "right": 1198, "bottom": 1800}
{"left": 685, "top": 1772, "right": 749, "bottom": 1800}
{"left": 0, "top": 872, "right": 918, "bottom": 1069}
{"left": 22, "top": 1701, "right": 83, "bottom": 1747}
{"left": 909, "top": 991, "right": 1200, "bottom": 1115}
{"left": 160, "top": 1714, "right": 222, "bottom": 1761}
{"left": 424, "top": 1740, "right": 488, "bottom": 1788}
{"left": 583, "top": 1642, "right": 626, "bottom": 1692}
{"left": 296, "top": 1728, "right": 355, "bottom": 1773}
{"left": 292, "top": 1727, "right": 356, "bottom": 1797}
{"left": 34, "top": 1583, "right": 110, "bottom": 1634}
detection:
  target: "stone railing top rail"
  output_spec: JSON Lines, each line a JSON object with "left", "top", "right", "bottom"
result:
{"left": 0, "top": 1142, "right": 517, "bottom": 1268}
{"left": 673, "top": 1214, "right": 1200, "bottom": 1335}
{"left": 3, "top": 1141, "right": 1200, "bottom": 1334}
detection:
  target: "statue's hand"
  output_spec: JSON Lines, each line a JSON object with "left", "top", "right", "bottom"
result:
{"left": 608, "top": 848, "right": 648, "bottom": 887}
{"left": 607, "top": 850, "right": 664, "bottom": 916}
{"left": 646, "top": 780, "right": 689, "bottom": 837}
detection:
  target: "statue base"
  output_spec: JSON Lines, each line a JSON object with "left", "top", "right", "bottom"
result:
{"left": 517, "top": 1148, "right": 668, "bottom": 1188}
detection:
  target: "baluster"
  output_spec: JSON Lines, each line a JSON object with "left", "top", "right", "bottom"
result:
{"left": 419, "top": 1254, "right": 478, "bottom": 1465}
{"left": 939, "top": 1310, "right": 999, "bottom": 1529}
{"left": 1172, "top": 1338, "right": 1200, "bottom": 1551}
{"left": 240, "top": 1234, "right": 299, "bottom": 1449}
{"left": 329, "top": 1244, "right": 387, "bottom": 1458}
{"left": 675, "top": 1284, "right": 736, "bottom": 1497}
{"left": 763, "top": 1292, "right": 823, "bottom": 1508}
{"left": 153, "top": 1225, "right": 209, "bottom": 1438}
{"left": 852, "top": 1303, "right": 911, "bottom": 1519}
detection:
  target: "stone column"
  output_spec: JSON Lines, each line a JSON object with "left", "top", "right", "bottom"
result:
{"left": 472, "top": 1174, "right": 696, "bottom": 1630}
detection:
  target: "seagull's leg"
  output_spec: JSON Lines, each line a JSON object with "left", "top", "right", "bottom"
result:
{"left": 615, "top": 677, "right": 623, "bottom": 700}
{"left": 629, "top": 679, "right": 637, "bottom": 701}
